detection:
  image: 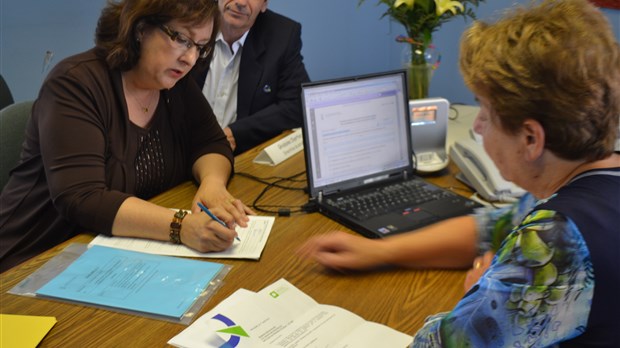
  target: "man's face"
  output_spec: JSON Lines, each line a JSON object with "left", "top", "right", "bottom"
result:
{"left": 219, "top": 0, "right": 268, "bottom": 34}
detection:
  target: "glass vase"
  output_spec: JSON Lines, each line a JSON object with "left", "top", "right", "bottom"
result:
{"left": 401, "top": 43, "right": 436, "bottom": 100}
{"left": 405, "top": 62, "right": 433, "bottom": 100}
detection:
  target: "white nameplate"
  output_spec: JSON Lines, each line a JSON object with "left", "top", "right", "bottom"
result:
{"left": 253, "top": 128, "right": 304, "bottom": 166}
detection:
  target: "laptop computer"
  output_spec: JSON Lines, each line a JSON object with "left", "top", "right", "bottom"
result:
{"left": 300, "top": 70, "right": 481, "bottom": 238}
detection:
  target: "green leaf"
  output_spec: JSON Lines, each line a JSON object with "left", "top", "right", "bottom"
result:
{"left": 416, "top": 0, "right": 432, "bottom": 12}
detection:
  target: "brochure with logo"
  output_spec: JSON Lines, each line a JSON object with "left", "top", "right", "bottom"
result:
{"left": 169, "top": 278, "right": 411, "bottom": 347}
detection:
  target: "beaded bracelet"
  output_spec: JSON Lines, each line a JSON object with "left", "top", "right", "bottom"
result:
{"left": 169, "top": 209, "right": 187, "bottom": 244}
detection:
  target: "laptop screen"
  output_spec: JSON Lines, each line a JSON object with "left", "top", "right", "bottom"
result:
{"left": 301, "top": 70, "right": 412, "bottom": 197}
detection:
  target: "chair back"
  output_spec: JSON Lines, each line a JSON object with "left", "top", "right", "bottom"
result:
{"left": 1, "top": 100, "right": 34, "bottom": 190}
{"left": 0, "top": 74, "right": 15, "bottom": 110}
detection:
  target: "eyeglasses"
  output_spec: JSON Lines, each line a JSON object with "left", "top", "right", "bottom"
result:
{"left": 159, "top": 24, "right": 211, "bottom": 59}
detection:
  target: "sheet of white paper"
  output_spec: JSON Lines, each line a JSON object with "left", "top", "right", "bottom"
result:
{"left": 89, "top": 216, "right": 275, "bottom": 260}
{"left": 257, "top": 280, "right": 411, "bottom": 347}
{"left": 168, "top": 278, "right": 412, "bottom": 348}
{"left": 340, "top": 321, "right": 414, "bottom": 347}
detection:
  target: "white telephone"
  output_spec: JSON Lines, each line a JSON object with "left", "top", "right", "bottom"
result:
{"left": 450, "top": 137, "right": 526, "bottom": 202}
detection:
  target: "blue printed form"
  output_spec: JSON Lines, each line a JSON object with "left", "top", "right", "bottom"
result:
{"left": 36, "top": 245, "right": 224, "bottom": 319}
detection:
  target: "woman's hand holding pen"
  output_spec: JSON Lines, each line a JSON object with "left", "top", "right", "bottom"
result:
{"left": 191, "top": 181, "right": 254, "bottom": 228}
{"left": 178, "top": 175, "right": 255, "bottom": 253}
{"left": 197, "top": 202, "right": 240, "bottom": 242}
{"left": 180, "top": 210, "right": 238, "bottom": 252}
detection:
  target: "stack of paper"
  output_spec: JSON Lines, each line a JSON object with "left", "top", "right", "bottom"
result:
{"left": 169, "top": 278, "right": 412, "bottom": 348}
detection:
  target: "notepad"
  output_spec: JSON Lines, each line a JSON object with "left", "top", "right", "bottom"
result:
{"left": 35, "top": 245, "right": 227, "bottom": 320}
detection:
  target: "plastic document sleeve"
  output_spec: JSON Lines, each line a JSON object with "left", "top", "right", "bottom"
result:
{"left": 9, "top": 243, "right": 231, "bottom": 325}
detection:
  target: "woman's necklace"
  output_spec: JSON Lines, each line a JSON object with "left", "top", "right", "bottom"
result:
{"left": 122, "top": 76, "right": 158, "bottom": 114}
{"left": 130, "top": 88, "right": 157, "bottom": 114}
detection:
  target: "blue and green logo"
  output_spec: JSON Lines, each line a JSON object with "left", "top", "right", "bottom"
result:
{"left": 211, "top": 314, "right": 249, "bottom": 348}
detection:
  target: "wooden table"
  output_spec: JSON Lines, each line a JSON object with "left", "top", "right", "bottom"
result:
{"left": 0, "top": 133, "right": 475, "bottom": 347}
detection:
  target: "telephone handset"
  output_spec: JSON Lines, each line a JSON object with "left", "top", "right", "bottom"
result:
{"left": 449, "top": 138, "right": 526, "bottom": 202}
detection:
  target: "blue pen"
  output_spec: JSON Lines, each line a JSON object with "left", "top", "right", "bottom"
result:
{"left": 197, "top": 202, "right": 240, "bottom": 241}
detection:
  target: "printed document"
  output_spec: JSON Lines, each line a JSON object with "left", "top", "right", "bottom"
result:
{"left": 169, "top": 278, "right": 412, "bottom": 348}
{"left": 90, "top": 215, "right": 275, "bottom": 260}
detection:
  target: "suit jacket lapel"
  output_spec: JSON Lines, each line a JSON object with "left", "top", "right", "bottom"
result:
{"left": 237, "top": 24, "right": 266, "bottom": 119}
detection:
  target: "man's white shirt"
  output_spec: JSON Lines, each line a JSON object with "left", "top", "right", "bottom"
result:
{"left": 202, "top": 31, "right": 249, "bottom": 128}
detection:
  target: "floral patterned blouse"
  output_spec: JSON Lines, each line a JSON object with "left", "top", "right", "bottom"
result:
{"left": 411, "top": 168, "right": 620, "bottom": 347}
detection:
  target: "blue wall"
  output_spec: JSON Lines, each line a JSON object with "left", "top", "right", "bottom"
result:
{"left": 1, "top": 1, "right": 619, "bottom": 105}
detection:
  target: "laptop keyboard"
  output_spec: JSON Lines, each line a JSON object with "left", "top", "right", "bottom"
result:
{"left": 325, "top": 179, "right": 455, "bottom": 221}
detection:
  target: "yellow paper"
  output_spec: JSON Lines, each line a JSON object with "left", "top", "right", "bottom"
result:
{"left": 0, "top": 314, "right": 57, "bottom": 348}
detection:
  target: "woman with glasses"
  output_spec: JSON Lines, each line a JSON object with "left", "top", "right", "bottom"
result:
{"left": 0, "top": 0, "right": 254, "bottom": 272}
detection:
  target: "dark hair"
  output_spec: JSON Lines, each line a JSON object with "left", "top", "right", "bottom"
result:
{"left": 95, "top": 0, "right": 219, "bottom": 71}
{"left": 460, "top": 0, "right": 620, "bottom": 161}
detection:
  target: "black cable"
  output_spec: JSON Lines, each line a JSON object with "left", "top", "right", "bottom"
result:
{"left": 448, "top": 104, "right": 460, "bottom": 121}
{"left": 235, "top": 171, "right": 306, "bottom": 189}
{"left": 236, "top": 171, "right": 313, "bottom": 216}
{"left": 252, "top": 177, "right": 293, "bottom": 214}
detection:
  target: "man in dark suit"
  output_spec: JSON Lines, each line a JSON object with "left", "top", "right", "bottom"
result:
{"left": 193, "top": 0, "right": 310, "bottom": 155}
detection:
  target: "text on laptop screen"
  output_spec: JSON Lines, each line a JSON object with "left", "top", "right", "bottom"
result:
{"left": 303, "top": 73, "right": 411, "bottom": 189}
